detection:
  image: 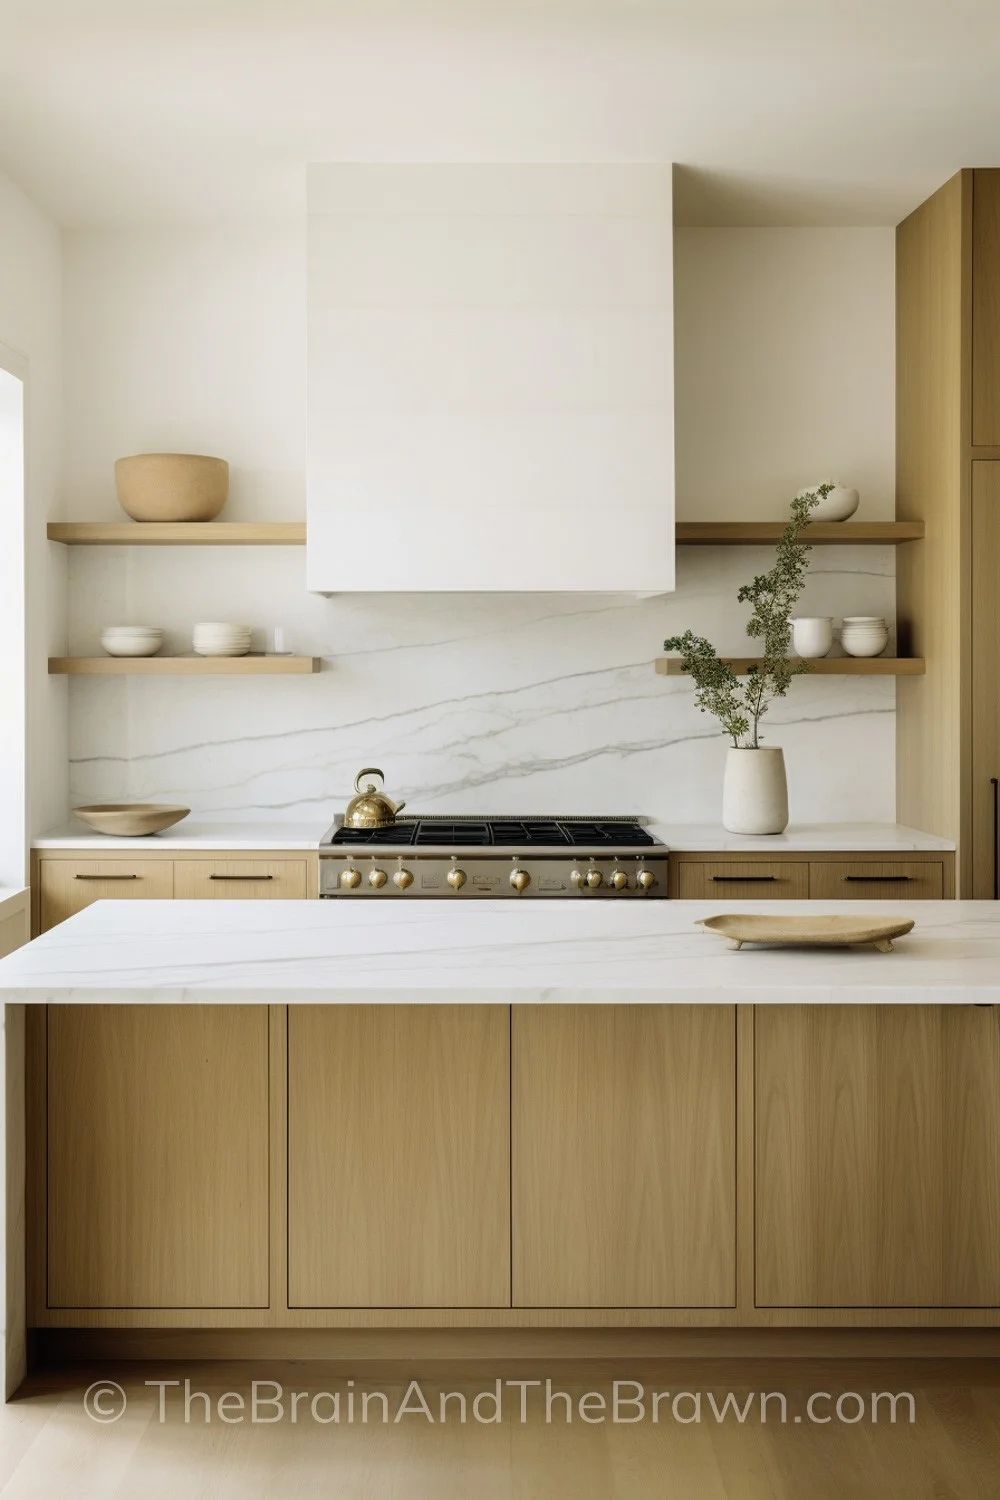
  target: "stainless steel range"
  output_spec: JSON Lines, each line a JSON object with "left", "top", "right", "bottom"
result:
{"left": 319, "top": 816, "right": 668, "bottom": 898}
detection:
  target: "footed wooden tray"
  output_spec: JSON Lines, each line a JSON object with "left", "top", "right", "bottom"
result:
{"left": 698, "top": 913, "right": 915, "bottom": 953}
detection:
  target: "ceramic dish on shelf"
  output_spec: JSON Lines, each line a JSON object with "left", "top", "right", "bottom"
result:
{"left": 840, "top": 616, "right": 889, "bottom": 658}
{"left": 192, "top": 622, "right": 252, "bottom": 657}
{"left": 100, "top": 626, "right": 164, "bottom": 658}
{"left": 698, "top": 913, "right": 915, "bottom": 953}
{"left": 73, "top": 803, "right": 190, "bottom": 836}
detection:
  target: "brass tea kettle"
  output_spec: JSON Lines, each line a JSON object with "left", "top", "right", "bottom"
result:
{"left": 344, "top": 768, "right": 406, "bottom": 829}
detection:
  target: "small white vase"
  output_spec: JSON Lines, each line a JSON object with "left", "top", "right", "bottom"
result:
{"left": 722, "top": 747, "right": 789, "bottom": 835}
{"left": 790, "top": 616, "right": 834, "bottom": 658}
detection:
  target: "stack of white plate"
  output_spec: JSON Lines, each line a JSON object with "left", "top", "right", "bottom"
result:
{"left": 100, "top": 625, "right": 164, "bottom": 658}
{"left": 840, "top": 616, "right": 889, "bottom": 658}
{"left": 192, "top": 622, "right": 252, "bottom": 657}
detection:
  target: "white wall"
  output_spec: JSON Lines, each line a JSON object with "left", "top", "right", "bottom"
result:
{"left": 61, "top": 221, "right": 897, "bottom": 829}
{"left": 0, "top": 171, "right": 64, "bottom": 883}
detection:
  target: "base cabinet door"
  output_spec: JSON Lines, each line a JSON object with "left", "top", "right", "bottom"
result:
{"left": 173, "top": 858, "right": 309, "bottom": 900}
{"left": 47, "top": 1005, "right": 269, "bottom": 1308}
{"left": 38, "top": 858, "right": 174, "bottom": 933}
{"left": 512, "top": 1006, "right": 736, "bottom": 1307}
{"left": 288, "top": 1006, "right": 510, "bottom": 1307}
{"left": 756, "top": 1006, "right": 1000, "bottom": 1307}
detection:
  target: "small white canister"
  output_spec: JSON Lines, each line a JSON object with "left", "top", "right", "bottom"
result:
{"left": 790, "top": 617, "right": 834, "bottom": 659}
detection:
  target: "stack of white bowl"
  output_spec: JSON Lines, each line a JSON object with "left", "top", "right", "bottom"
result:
{"left": 100, "top": 625, "right": 164, "bottom": 658}
{"left": 840, "top": 616, "right": 889, "bottom": 657}
{"left": 192, "top": 622, "right": 252, "bottom": 657}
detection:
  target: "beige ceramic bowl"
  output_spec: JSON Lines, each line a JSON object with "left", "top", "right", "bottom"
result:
{"left": 114, "top": 453, "right": 229, "bottom": 522}
{"left": 73, "top": 804, "right": 191, "bottom": 837}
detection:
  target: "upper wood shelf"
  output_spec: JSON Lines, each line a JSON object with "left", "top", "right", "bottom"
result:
{"left": 656, "top": 657, "right": 925, "bottom": 677}
{"left": 47, "top": 522, "right": 306, "bottom": 545}
{"left": 675, "top": 521, "right": 924, "bottom": 545}
{"left": 49, "top": 655, "right": 321, "bottom": 676}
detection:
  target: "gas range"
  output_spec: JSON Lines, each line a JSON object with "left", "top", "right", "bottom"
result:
{"left": 319, "top": 816, "right": 668, "bottom": 898}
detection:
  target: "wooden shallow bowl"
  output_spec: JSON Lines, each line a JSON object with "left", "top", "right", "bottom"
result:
{"left": 698, "top": 913, "right": 915, "bottom": 954}
{"left": 73, "top": 804, "right": 190, "bottom": 837}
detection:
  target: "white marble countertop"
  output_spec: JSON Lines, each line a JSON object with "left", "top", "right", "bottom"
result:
{"left": 0, "top": 898, "right": 995, "bottom": 1004}
{"left": 32, "top": 820, "right": 324, "bottom": 851}
{"left": 649, "top": 822, "right": 956, "bottom": 852}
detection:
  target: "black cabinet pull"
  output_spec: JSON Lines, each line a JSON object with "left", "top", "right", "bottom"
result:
{"left": 74, "top": 873, "right": 139, "bottom": 881}
{"left": 992, "top": 777, "right": 999, "bottom": 901}
{"left": 843, "top": 874, "right": 912, "bottom": 882}
{"left": 208, "top": 874, "right": 275, "bottom": 881}
{"left": 711, "top": 875, "right": 778, "bottom": 883}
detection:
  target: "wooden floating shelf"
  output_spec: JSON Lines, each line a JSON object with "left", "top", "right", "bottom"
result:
{"left": 49, "top": 655, "right": 321, "bottom": 676}
{"left": 656, "top": 657, "right": 925, "bottom": 677}
{"left": 47, "top": 522, "right": 306, "bottom": 545}
{"left": 675, "top": 521, "right": 924, "bottom": 544}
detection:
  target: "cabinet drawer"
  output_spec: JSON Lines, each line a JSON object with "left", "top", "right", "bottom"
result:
{"left": 38, "top": 858, "right": 174, "bottom": 933}
{"left": 676, "top": 861, "right": 809, "bottom": 900}
{"left": 809, "top": 861, "right": 944, "bottom": 900}
{"left": 173, "top": 858, "right": 308, "bottom": 900}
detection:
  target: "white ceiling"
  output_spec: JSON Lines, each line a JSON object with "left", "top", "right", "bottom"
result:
{"left": 3, "top": 0, "right": 1000, "bottom": 226}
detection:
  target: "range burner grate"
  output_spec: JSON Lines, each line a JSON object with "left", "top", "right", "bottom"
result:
{"left": 325, "top": 818, "right": 657, "bottom": 849}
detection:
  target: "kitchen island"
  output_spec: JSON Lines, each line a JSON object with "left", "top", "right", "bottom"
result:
{"left": 3, "top": 898, "right": 1000, "bottom": 1395}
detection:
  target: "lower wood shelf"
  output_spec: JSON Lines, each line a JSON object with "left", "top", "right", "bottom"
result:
{"left": 656, "top": 657, "right": 925, "bottom": 676}
{"left": 49, "top": 655, "right": 322, "bottom": 675}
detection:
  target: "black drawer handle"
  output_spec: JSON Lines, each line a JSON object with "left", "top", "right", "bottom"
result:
{"left": 710, "top": 875, "right": 778, "bottom": 883}
{"left": 208, "top": 874, "right": 275, "bottom": 881}
{"left": 843, "top": 874, "right": 913, "bottom": 883}
{"left": 74, "top": 873, "right": 140, "bottom": 881}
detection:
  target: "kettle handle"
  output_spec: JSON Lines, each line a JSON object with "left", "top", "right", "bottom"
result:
{"left": 354, "top": 767, "right": 385, "bottom": 793}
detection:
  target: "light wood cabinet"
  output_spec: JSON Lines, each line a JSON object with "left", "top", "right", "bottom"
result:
{"left": 46, "top": 1005, "right": 269, "bottom": 1308}
{"left": 512, "top": 1005, "right": 736, "bottom": 1307}
{"left": 675, "top": 860, "right": 808, "bottom": 900}
{"left": 288, "top": 1005, "right": 510, "bottom": 1308}
{"left": 755, "top": 1006, "right": 1000, "bottom": 1307}
{"left": 38, "top": 858, "right": 174, "bottom": 933}
{"left": 808, "top": 859, "right": 944, "bottom": 901}
{"left": 972, "top": 463, "right": 1000, "bottom": 899}
{"left": 173, "top": 858, "right": 309, "bottom": 900}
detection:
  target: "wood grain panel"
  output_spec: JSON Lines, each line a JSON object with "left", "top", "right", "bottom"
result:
{"left": 173, "top": 858, "right": 308, "bottom": 900}
{"left": 676, "top": 861, "right": 809, "bottom": 900}
{"left": 756, "top": 1006, "right": 1000, "bottom": 1307}
{"left": 47, "top": 1006, "right": 269, "bottom": 1308}
{"left": 972, "top": 462, "right": 1000, "bottom": 897}
{"left": 808, "top": 859, "right": 944, "bottom": 900}
{"left": 513, "top": 1006, "right": 736, "bottom": 1307}
{"left": 973, "top": 170, "right": 1000, "bottom": 444}
{"left": 288, "top": 1006, "right": 510, "bottom": 1308}
{"left": 38, "top": 858, "right": 174, "bottom": 932}
{"left": 47, "top": 522, "right": 305, "bottom": 545}
{"left": 895, "top": 170, "right": 969, "bottom": 866}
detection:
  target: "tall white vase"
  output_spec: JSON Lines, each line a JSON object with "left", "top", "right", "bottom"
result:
{"left": 722, "top": 747, "right": 789, "bottom": 835}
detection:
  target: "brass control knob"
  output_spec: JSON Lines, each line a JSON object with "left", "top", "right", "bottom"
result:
{"left": 510, "top": 868, "right": 531, "bottom": 893}
{"left": 447, "top": 867, "right": 467, "bottom": 890}
{"left": 585, "top": 868, "right": 603, "bottom": 889}
{"left": 340, "top": 866, "right": 362, "bottom": 889}
{"left": 570, "top": 868, "right": 586, "bottom": 890}
{"left": 609, "top": 869, "right": 629, "bottom": 891}
{"left": 636, "top": 869, "right": 656, "bottom": 891}
{"left": 393, "top": 867, "right": 414, "bottom": 890}
{"left": 368, "top": 867, "right": 388, "bottom": 889}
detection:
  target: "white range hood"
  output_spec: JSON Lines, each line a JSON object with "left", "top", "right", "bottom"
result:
{"left": 306, "top": 164, "right": 675, "bottom": 593}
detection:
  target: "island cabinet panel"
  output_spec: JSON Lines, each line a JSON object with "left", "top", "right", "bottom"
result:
{"left": 756, "top": 1006, "right": 1000, "bottom": 1307}
{"left": 512, "top": 1006, "right": 736, "bottom": 1307}
{"left": 38, "top": 858, "right": 174, "bottom": 933}
{"left": 288, "top": 1006, "right": 510, "bottom": 1308}
{"left": 47, "top": 1005, "right": 269, "bottom": 1308}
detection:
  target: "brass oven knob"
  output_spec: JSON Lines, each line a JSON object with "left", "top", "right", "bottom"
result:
{"left": 610, "top": 869, "right": 629, "bottom": 891}
{"left": 393, "top": 867, "right": 414, "bottom": 890}
{"left": 447, "top": 867, "right": 467, "bottom": 890}
{"left": 585, "top": 868, "right": 603, "bottom": 889}
{"left": 340, "top": 866, "right": 362, "bottom": 889}
{"left": 570, "top": 868, "right": 585, "bottom": 889}
{"left": 368, "top": 867, "right": 388, "bottom": 889}
{"left": 636, "top": 869, "right": 656, "bottom": 891}
{"left": 510, "top": 868, "right": 531, "bottom": 893}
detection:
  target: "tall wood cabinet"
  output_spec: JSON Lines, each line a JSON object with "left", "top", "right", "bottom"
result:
{"left": 897, "top": 169, "right": 1000, "bottom": 895}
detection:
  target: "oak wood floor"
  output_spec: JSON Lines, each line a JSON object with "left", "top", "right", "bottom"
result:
{"left": 3, "top": 1360, "right": 1000, "bottom": 1498}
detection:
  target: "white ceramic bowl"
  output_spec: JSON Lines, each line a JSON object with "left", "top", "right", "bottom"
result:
{"left": 796, "top": 482, "right": 860, "bottom": 522}
{"left": 840, "top": 618, "right": 889, "bottom": 658}
{"left": 101, "top": 626, "right": 164, "bottom": 658}
{"left": 790, "top": 616, "right": 834, "bottom": 659}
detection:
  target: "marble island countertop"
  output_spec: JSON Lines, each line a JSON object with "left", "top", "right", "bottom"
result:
{"left": 0, "top": 899, "right": 995, "bottom": 1004}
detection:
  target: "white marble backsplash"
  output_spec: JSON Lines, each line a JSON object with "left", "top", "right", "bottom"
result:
{"left": 65, "top": 543, "right": 896, "bottom": 827}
